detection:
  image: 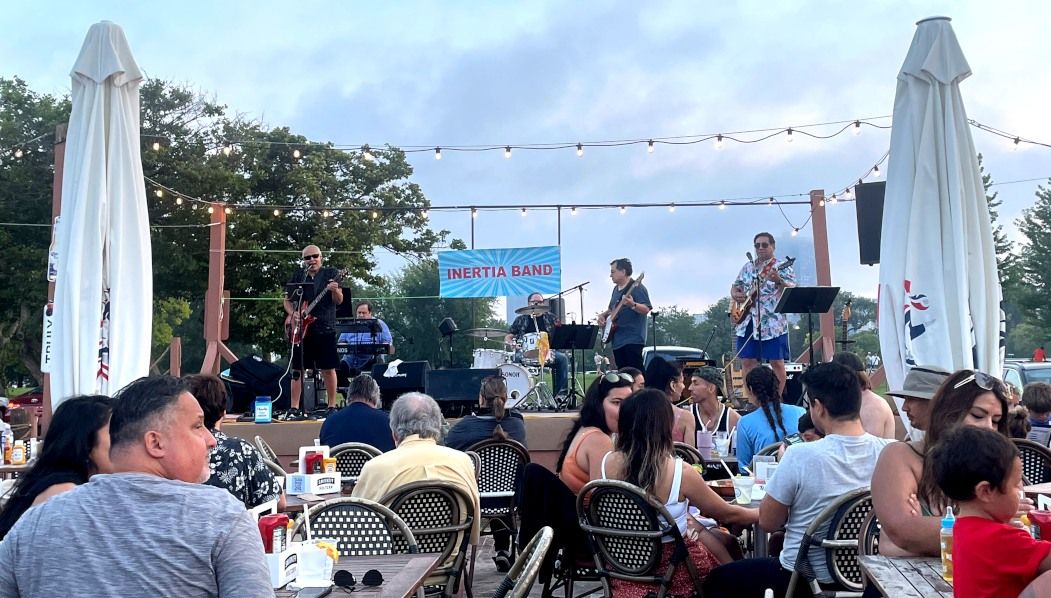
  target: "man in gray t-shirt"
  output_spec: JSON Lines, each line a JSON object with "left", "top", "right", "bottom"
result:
{"left": 0, "top": 376, "right": 273, "bottom": 598}
{"left": 704, "top": 362, "right": 891, "bottom": 598}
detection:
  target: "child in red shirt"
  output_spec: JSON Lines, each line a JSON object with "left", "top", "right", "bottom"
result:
{"left": 932, "top": 425, "right": 1051, "bottom": 597}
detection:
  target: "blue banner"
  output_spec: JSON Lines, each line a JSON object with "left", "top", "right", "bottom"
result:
{"left": 438, "top": 246, "right": 562, "bottom": 298}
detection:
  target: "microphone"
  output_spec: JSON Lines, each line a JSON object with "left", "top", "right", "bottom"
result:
{"left": 746, "top": 251, "right": 753, "bottom": 263}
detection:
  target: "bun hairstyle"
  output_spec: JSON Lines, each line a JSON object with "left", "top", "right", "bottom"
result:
{"left": 480, "top": 375, "right": 510, "bottom": 440}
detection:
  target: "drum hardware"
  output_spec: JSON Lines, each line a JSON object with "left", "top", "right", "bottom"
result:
{"left": 514, "top": 304, "right": 551, "bottom": 317}
{"left": 463, "top": 327, "right": 507, "bottom": 339}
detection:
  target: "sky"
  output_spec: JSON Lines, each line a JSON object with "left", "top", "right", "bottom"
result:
{"left": 3, "top": 1, "right": 1049, "bottom": 325}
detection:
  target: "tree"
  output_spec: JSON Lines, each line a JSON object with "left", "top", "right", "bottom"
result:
{"left": 980, "top": 154, "right": 1020, "bottom": 286}
{"left": 651, "top": 306, "right": 704, "bottom": 348}
{"left": 694, "top": 298, "right": 736, "bottom": 363}
{"left": 1015, "top": 184, "right": 1051, "bottom": 338}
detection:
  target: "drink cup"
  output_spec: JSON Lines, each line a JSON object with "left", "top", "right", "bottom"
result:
{"left": 297, "top": 539, "right": 336, "bottom": 587}
{"left": 714, "top": 437, "right": 732, "bottom": 457}
{"left": 732, "top": 476, "right": 755, "bottom": 505}
{"left": 696, "top": 431, "right": 714, "bottom": 459}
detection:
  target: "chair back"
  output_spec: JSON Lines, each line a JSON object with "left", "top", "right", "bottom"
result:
{"left": 330, "top": 442, "right": 382, "bottom": 483}
{"left": 380, "top": 481, "right": 475, "bottom": 597}
{"left": 491, "top": 526, "right": 553, "bottom": 598}
{"left": 1013, "top": 438, "right": 1051, "bottom": 485}
{"left": 858, "top": 511, "right": 880, "bottom": 556}
{"left": 756, "top": 442, "right": 783, "bottom": 458}
{"left": 787, "top": 487, "right": 872, "bottom": 597}
{"left": 254, "top": 435, "right": 278, "bottom": 463}
{"left": 465, "top": 450, "right": 481, "bottom": 483}
{"left": 467, "top": 438, "right": 530, "bottom": 500}
{"left": 672, "top": 442, "right": 703, "bottom": 465}
{"left": 577, "top": 479, "right": 701, "bottom": 598}
{"left": 291, "top": 497, "right": 418, "bottom": 556}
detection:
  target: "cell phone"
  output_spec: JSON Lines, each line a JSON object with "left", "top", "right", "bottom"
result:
{"left": 296, "top": 587, "right": 333, "bottom": 598}
{"left": 783, "top": 433, "right": 804, "bottom": 446}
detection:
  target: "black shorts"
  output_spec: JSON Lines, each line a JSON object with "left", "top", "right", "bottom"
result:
{"left": 290, "top": 329, "right": 339, "bottom": 371}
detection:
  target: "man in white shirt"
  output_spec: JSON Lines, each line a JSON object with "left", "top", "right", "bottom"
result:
{"left": 704, "top": 362, "right": 893, "bottom": 597}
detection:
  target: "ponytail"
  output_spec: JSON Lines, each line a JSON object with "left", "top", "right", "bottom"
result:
{"left": 746, "top": 366, "right": 789, "bottom": 440}
{"left": 480, "top": 375, "right": 508, "bottom": 420}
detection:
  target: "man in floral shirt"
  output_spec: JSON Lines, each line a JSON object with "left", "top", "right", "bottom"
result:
{"left": 185, "top": 375, "right": 285, "bottom": 510}
{"left": 730, "top": 232, "right": 796, "bottom": 394}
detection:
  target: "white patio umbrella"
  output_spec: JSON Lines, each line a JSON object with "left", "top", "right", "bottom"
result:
{"left": 878, "top": 16, "right": 1004, "bottom": 435}
{"left": 51, "top": 21, "right": 152, "bottom": 406}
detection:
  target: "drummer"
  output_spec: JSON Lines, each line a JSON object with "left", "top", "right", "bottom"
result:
{"left": 505, "top": 292, "right": 569, "bottom": 398}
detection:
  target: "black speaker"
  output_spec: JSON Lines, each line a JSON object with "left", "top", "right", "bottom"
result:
{"left": 855, "top": 181, "right": 886, "bottom": 265}
{"left": 371, "top": 361, "right": 429, "bottom": 406}
{"left": 426, "top": 368, "right": 500, "bottom": 403}
{"left": 225, "top": 353, "right": 292, "bottom": 412}
{"left": 548, "top": 296, "right": 567, "bottom": 322}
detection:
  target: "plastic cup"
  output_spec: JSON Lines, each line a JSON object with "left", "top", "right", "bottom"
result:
{"left": 714, "top": 438, "right": 732, "bottom": 457}
{"left": 696, "top": 431, "right": 714, "bottom": 460}
{"left": 297, "top": 539, "right": 336, "bottom": 587}
{"left": 732, "top": 476, "right": 755, "bottom": 505}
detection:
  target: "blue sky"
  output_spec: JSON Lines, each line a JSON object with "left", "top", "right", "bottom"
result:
{"left": 4, "top": 1, "right": 1049, "bottom": 324}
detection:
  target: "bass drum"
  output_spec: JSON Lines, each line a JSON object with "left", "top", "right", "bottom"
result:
{"left": 500, "top": 363, "right": 534, "bottom": 409}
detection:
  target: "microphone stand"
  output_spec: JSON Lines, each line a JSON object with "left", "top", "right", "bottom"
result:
{"left": 650, "top": 311, "right": 660, "bottom": 352}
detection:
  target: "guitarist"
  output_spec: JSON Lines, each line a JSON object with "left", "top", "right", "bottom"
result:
{"left": 283, "top": 244, "right": 344, "bottom": 419}
{"left": 596, "top": 258, "right": 651, "bottom": 370}
{"left": 730, "top": 233, "right": 795, "bottom": 394}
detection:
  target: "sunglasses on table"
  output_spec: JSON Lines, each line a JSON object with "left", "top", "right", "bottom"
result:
{"left": 952, "top": 371, "right": 1000, "bottom": 391}
{"left": 333, "top": 568, "right": 384, "bottom": 592}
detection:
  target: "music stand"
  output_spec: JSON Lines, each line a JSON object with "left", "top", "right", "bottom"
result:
{"left": 775, "top": 286, "right": 840, "bottom": 366}
{"left": 551, "top": 324, "right": 599, "bottom": 409}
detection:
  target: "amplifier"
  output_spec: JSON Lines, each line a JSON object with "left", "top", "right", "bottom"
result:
{"left": 371, "top": 361, "right": 430, "bottom": 391}
{"left": 427, "top": 368, "right": 500, "bottom": 403}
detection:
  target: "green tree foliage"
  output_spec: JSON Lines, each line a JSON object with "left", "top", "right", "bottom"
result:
{"left": 1015, "top": 184, "right": 1051, "bottom": 340}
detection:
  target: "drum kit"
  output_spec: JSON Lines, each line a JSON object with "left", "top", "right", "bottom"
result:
{"left": 462, "top": 302, "right": 558, "bottom": 410}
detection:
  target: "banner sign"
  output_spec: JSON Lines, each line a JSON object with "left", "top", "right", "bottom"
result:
{"left": 438, "top": 246, "right": 561, "bottom": 298}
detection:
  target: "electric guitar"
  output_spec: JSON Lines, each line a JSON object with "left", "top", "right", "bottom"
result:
{"left": 837, "top": 298, "right": 853, "bottom": 349}
{"left": 601, "top": 272, "right": 646, "bottom": 345}
{"left": 285, "top": 269, "right": 347, "bottom": 344}
{"left": 728, "top": 257, "right": 795, "bottom": 326}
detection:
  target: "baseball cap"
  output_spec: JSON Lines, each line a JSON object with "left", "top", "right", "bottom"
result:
{"left": 691, "top": 366, "right": 726, "bottom": 397}
{"left": 886, "top": 365, "right": 951, "bottom": 401}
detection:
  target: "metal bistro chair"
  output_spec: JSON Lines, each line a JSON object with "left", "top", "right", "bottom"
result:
{"left": 756, "top": 442, "right": 783, "bottom": 458}
{"left": 577, "top": 479, "right": 702, "bottom": 598}
{"left": 381, "top": 481, "right": 476, "bottom": 598}
{"left": 290, "top": 497, "right": 419, "bottom": 557}
{"left": 330, "top": 442, "right": 382, "bottom": 488}
{"left": 786, "top": 488, "right": 873, "bottom": 598}
{"left": 492, "top": 526, "right": 554, "bottom": 598}
{"left": 254, "top": 435, "right": 279, "bottom": 463}
{"left": 1013, "top": 438, "right": 1051, "bottom": 485}
{"left": 858, "top": 511, "right": 880, "bottom": 556}
{"left": 466, "top": 438, "right": 530, "bottom": 556}
{"left": 672, "top": 442, "right": 703, "bottom": 465}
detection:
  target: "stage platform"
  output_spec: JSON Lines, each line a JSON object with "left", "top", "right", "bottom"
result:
{"left": 223, "top": 411, "right": 577, "bottom": 472}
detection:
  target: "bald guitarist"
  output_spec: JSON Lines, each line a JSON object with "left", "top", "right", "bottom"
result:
{"left": 597, "top": 258, "right": 651, "bottom": 370}
{"left": 730, "top": 232, "right": 796, "bottom": 393}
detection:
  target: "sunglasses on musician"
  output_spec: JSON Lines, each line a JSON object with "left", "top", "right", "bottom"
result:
{"left": 302, "top": 253, "right": 321, "bottom": 261}
{"left": 754, "top": 242, "right": 771, "bottom": 249}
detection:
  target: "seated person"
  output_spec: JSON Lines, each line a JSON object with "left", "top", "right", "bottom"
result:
{"left": 645, "top": 357, "right": 693, "bottom": 444}
{"left": 932, "top": 426, "right": 1051, "bottom": 598}
{"left": 871, "top": 367, "right": 1013, "bottom": 557}
{"left": 555, "top": 372, "right": 634, "bottom": 495}
{"left": 777, "top": 411, "right": 823, "bottom": 459}
{"left": 320, "top": 373, "right": 395, "bottom": 452}
{"left": 1008, "top": 406, "right": 1031, "bottom": 439}
{"left": 833, "top": 351, "right": 895, "bottom": 438}
{"left": 338, "top": 301, "right": 394, "bottom": 377}
{"left": 506, "top": 292, "right": 569, "bottom": 397}
{"left": 0, "top": 395, "right": 113, "bottom": 539}
{"left": 704, "top": 362, "right": 893, "bottom": 598}
{"left": 618, "top": 366, "right": 645, "bottom": 391}
{"left": 736, "top": 366, "right": 805, "bottom": 469}
{"left": 600, "top": 389, "right": 759, "bottom": 594}
{"left": 444, "top": 375, "right": 526, "bottom": 450}
{"left": 1022, "top": 382, "right": 1051, "bottom": 429}
{"left": 184, "top": 374, "right": 285, "bottom": 510}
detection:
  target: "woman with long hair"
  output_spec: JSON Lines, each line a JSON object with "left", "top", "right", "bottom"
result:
{"left": 556, "top": 371, "right": 634, "bottom": 495}
{"left": 600, "top": 389, "right": 759, "bottom": 595}
{"left": 736, "top": 367, "right": 805, "bottom": 468}
{"left": 618, "top": 366, "right": 645, "bottom": 391}
{"left": 872, "top": 368, "right": 1014, "bottom": 557}
{"left": 0, "top": 395, "right": 113, "bottom": 539}
{"left": 445, "top": 374, "right": 527, "bottom": 449}
{"left": 645, "top": 357, "right": 694, "bottom": 444}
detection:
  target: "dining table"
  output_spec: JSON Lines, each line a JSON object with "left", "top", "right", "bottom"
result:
{"left": 276, "top": 552, "right": 442, "bottom": 598}
{"left": 282, "top": 492, "right": 343, "bottom": 514}
{"left": 859, "top": 555, "right": 951, "bottom": 598}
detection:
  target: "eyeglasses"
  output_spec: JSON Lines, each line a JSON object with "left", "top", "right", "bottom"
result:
{"left": 529, "top": 300, "right": 544, "bottom": 305}
{"left": 953, "top": 371, "right": 998, "bottom": 391}
{"left": 302, "top": 253, "right": 321, "bottom": 261}
{"left": 754, "top": 242, "right": 771, "bottom": 248}
{"left": 603, "top": 371, "right": 634, "bottom": 385}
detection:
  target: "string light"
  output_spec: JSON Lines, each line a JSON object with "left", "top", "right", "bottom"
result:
{"left": 619, "top": 206, "right": 626, "bottom": 214}
{"left": 292, "top": 148, "right": 301, "bottom": 159}
{"left": 571, "top": 207, "right": 578, "bottom": 216}
{"left": 714, "top": 135, "right": 724, "bottom": 150}
{"left": 224, "top": 206, "right": 232, "bottom": 215}
{"left": 576, "top": 143, "right": 583, "bottom": 157}
{"left": 818, "top": 198, "right": 825, "bottom": 207}
{"left": 152, "top": 141, "right": 161, "bottom": 151}
{"left": 322, "top": 210, "right": 331, "bottom": 218}
{"left": 362, "top": 145, "right": 374, "bottom": 162}
{"left": 154, "top": 189, "right": 163, "bottom": 198}
{"left": 792, "top": 228, "right": 799, "bottom": 236}
{"left": 13, "top": 149, "right": 23, "bottom": 159}
{"left": 768, "top": 197, "right": 775, "bottom": 206}
{"left": 521, "top": 208, "right": 527, "bottom": 217}
{"left": 853, "top": 121, "right": 862, "bottom": 136}
{"left": 719, "top": 200, "right": 727, "bottom": 210}
{"left": 872, "top": 165, "right": 880, "bottom": 178}
{"left": 504, "top": 146, "right": 512, "bottom": 159}
{"left": 786, "top": 128, "right": 794, "bottom": 143}
{"left": 192, "top": 203, "right": 199, "bottom": 210}
{"left": 843, "top": 187, "right": 854, "bottom": 200}
{"left": 421, "top": 209, "right": 429, "bottom": 219}
{"left": 668, "top": 204, "right": 676, "bottom": 213}
{"left": 647, "top": 140, "right": 654, "bottom": 154}
{"left": 222, "top": 144, "right": 233, "bottom": 156}
{"left": 273, "top": 209, "right": 281, "bottom": 217}
{"left": 1012, "top": 137, "right": 1021, "bottom": 152}
{"left": 830, "top": 193, "right": 838, "bottom": 204}
{"left": 434, "top": 147, "right": 442, "bottom": 160}
{"left": 371, "top": 210, "right": 378, "bottom": 219}
{"left": 207, "top": 206, "right": 214, "bottom": 214}
{"left": 471, "top": 208, "right": 477, "bottom": 219}
{"left": 175, "top": 197, "right": 183, "bottom": 206}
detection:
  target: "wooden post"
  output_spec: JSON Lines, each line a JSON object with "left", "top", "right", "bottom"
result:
{"left": 810, "top": 189, "right": 836, "bottom": 362}
{"left": 169, "top": 336, "right": 182, "bottom": 377}
{"left": 41, "top": 123, "right": 67, "bottom": 435}
{"left": 200, "top": 205, "right": 237, "bottom": 374}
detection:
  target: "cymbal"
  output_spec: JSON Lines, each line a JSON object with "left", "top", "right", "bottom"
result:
{"left": 515, "top": 304, "right": 550, "bottom": 316}
{"left": 463, "top": 327, "right": 507, "bottom": 339}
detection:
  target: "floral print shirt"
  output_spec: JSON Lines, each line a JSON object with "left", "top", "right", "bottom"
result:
{"left": 733, "top": 258, "right": 796, "bottom": 341}
{"left": 207, "top": 430, "right": 283, "bottom": 509}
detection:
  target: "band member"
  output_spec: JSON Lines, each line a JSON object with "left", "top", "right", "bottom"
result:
{"left": 730, "top": 232, "right": 796, "bottom": 393}
{"left": 505, "top": 292, "right": 569, "bottom": 397}
{"left": 597, "top": 258, "right": 650, "bottom": 370}
{"left": 283, "top": 245, "right": 343, "bottom": 419}
{"left": 338, "top": 301, "right": 395, "bottom": 375}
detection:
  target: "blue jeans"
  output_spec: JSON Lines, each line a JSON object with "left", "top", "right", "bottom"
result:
{"left": 551, "top": 350, "right": 569, "bottom": 395}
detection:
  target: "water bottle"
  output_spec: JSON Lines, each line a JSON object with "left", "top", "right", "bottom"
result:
{"left": 940, "top": 506, "right": 955, "bottom": 583}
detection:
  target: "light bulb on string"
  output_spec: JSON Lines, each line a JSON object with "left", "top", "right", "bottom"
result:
{"left": 421, "top": 209, "right": 429, "bottom": 219}
{"left": 292, "top": 148, "right": 301, "bottom": 159}
{"left": 844, "top": 187, "right": 854, "bottom": 200}
{"left": 714, "top": 135, "right": 724, "bottom": 150}
{"left": 571, "top": 207, "right": 578, "bottom": 216}
{"left": 471, "top": 208, "right": 478, "bottom": 219}
{"left": 207, "top": 206, "right": 215, "bottom": 214}
{"left": 273, "top": 209, "right": 281, "bottom": 217}
{"left": 830, "top": 194, "right": 838, "bottom": 204}
{"left": 786, "top": 128, "right": 794, "bottom": 143}
{"left": 619, "top": 206, "right": 626, "bottom": 215}
{"left": 224, "top": 206, "right": 232, "bottom": 215}
{"left": 1012, "top": 137, "right": 1021, "bottom": 152}
{"left": 872, "top": 165, "right": 881, "bottom": 178}
{"left": 362, "top": 145, "right": 374, "bottom": 162}
{"left": 791, "top": 228, "right": 799, "bottom": 236}
{"left": 768, "top": 197, "right": 775, "bottom": 206}
{"left": 155, "top": 189, "right": 163, "bottom": 198}
{"left": 668, "top": 204, "right": 676, "bottom": 213}
{"left": 434, "top": 147, "right": 442, "bottom": 160}
{"left": 853, "top": 121, "right": 862, "bottom": 136}
{"left": 521, "top": 208, "right": 527, "bottom": 217}
{"left": 647, "top": 140, "right": 654, "bottom": 154}
{"left": 719, "top": 200, "right": 727, "bottom": 210}
{"left": 192, "top": 203, "right": 199, "bottom": 211}
{"left": 13, "top": 148, "right": 23, "bottom": 159}
{"left": 504, "top": 146, "right": 512, "bottom": 159}
{"left": 371, "top": 210, "right": 379, "bottom": 219}
{"left": 576, "top": 143, "right": 583, "bottom": 157}
{"left": 818, "top": 198, "right": 826, "bottom": 207}
{"left": 152, "top": 141, "right": 161, "bottom": 151}
{"left": 222, "top": 144, "right": 233, "bottom": 156}
{"left": 175, "top": 197, "right": 183, "bottom": 206}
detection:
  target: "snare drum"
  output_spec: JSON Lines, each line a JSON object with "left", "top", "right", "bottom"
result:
{"left": 521, "top": 332, "right": 553, "bottom": 365}
{"left": 500, "top": 363, "right": 534, "bottom": 408}
{"left": 472, "top": 348, "right": 512, "bottom": 369}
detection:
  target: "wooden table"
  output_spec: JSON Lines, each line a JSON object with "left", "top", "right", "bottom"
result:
{"left": 276, "top": 553, "right": 441, "bottom": 598}
{"left": 0, "top": 463, "right": 31, "bottom": 479}
{"left": 283, "top": 492, "right": 343, "bottom": 514}
{"left": 859, "top": 556, "right": 951, "bottom": 598}
{"left": 1025, "top": 482, "right": 1051, "bottom": 501}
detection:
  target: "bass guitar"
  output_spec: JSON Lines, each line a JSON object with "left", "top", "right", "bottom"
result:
{"left": 601, "top": 272, "right": 646, "bottom": 345}
{"left": 285, "top": 269, "right": 347, "bottom": 344}
{"left": 728, "top": 257, "right": 795, "bottom": 326}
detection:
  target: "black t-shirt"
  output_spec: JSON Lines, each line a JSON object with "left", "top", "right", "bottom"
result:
{"left": 509, "top": 312, "right": 556, "bottom": 336}
{"left": 286, "top": 266, "right": 339, "bottom": 333}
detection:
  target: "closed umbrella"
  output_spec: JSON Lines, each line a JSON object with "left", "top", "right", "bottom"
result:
{"left": 51, "top": 21, "right": 152, "bottom": 405}
{"left": 878, "top": 16, "right": 1003, "bottom": 434}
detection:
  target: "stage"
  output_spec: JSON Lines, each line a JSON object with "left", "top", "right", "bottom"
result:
{"left": 222, "top": 410, "right": 577, "bottom": 472}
